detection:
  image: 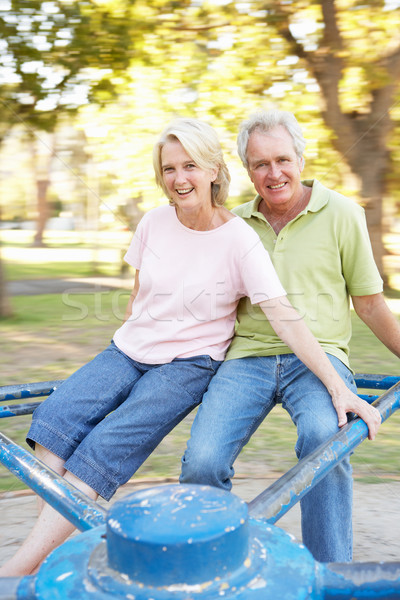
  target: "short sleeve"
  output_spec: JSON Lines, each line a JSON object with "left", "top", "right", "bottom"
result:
{"left": 238, "top": 225, "right": 286, "bottom": 304}
{"left": 339, "top": 206, "right": 383, "bottom": 296}
{"left": 124, "top": 217, "right": 146, "bottom": 270}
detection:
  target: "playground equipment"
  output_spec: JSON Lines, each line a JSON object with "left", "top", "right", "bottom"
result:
{"left": 0, "top": 375, "right": 399, "bottom": 599}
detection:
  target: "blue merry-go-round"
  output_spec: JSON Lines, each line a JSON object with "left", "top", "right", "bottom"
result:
{"left": 0, "top": 374, "right": 399, "bottom": 599}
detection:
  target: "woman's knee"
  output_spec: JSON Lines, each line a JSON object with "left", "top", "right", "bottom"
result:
{"left": 35, "top": 444, "right": 66, "bottom": 475}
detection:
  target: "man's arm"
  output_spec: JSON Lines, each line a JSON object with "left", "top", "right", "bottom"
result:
{"left": 351, "top": 293, "right": 400, "bottom": 358}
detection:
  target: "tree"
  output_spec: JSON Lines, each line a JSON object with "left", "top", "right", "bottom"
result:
{"left": 271, "top": 0, "right": 400, "bottom": 286}
{"left": 171, "top": 0, "right": 400, "bottom": 285}
{"left": 0, "top": 0, "right": 139, "bottom": 249}
{"left": 0, "top": 0, "right": 171, "bottom": 315}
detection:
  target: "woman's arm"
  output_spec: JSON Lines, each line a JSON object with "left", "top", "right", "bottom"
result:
{"left": 123, "top": 270, "right": 140, "bottom": 323}
{"left": 258, "top": 296, "right": 382, "bottom": 440}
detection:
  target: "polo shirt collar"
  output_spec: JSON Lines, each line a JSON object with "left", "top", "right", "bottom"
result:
{"left": 243, "top": 179, "right": 328, "bottom": 218}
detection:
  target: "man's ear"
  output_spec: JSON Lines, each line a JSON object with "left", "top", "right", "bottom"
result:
{"left": 299, "top": 156, "right": 305, "bottom": 172}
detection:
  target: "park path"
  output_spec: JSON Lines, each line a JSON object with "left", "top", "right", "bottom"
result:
{"left": 8, "top": 276, "right": 133, "bottom": 296}
{"left": 1, "top": 475, "right": 400, "bottom": 566}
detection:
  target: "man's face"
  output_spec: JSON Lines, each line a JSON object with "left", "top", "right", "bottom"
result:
{"left": 246, "top": 126, "right": 304, "bottom": 211}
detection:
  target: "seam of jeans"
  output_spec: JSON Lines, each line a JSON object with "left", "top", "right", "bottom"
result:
{"left": 30, "top": 419, "right": 79, "bottom": 450}
{"left": 113, "top": 399, "right": 201, "bottom": 478}
{"left": 157, "top": 365, "right": 214, "bottom": 402}
{"left": 69, "top": 449, "right": 120, "bottom": 487}
{"left": 229, "top": 401, "right": 274, "bottom": 465}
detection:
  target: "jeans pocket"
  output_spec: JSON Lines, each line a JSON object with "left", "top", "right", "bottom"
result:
{"left": 194, "top": 355, "right": 223, "bottom": 374}
{"left": 177, "top": 355, "right": 222, "bottom": 374}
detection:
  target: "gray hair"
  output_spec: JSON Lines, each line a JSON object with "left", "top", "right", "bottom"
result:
{"left": 237, "top": 109, "right": 306, "bottom": 169}
{"left": 153, "top": 118, "right": 230, "bottom": 206}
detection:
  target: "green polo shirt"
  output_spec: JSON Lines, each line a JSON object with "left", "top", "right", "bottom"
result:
{"left": 227, "top": 179, "right": 383, "bottom": 368}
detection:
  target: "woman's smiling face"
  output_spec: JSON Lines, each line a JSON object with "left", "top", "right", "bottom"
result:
{"left": 161, "top": 139, "right": 216, "bottom": 211}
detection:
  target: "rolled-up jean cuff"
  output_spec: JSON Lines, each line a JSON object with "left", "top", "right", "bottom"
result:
{"left": 26, "top": 420, "right": 79, "bottom": 461}
{"left": 65, "top": 452, "right": 119, "bottom": 501}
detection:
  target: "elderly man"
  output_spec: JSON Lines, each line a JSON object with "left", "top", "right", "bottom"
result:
{"left": 180, "top": 109, "right": 400, "bottom": 562}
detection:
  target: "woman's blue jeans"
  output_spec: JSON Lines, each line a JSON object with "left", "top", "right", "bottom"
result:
{"left": 27, "top": 342, "right": 221, "bottom": 500}
{"left": 180, "top": 354, "right": 356, "bottom": 563}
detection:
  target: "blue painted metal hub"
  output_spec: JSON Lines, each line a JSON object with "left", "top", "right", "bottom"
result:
{"left": 31, "top": 484, "right": 316, "bottom": 599}
{"left": 106, "top": 485, "right": 249, "bottom": 584}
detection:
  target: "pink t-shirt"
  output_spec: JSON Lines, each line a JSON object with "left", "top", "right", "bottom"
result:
{"left": 113, "top": 205, "right": 285, "bottom": 363}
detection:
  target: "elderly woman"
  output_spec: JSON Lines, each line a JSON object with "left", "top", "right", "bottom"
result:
{"left": 0, "top": 118, "right": 375, "bottom": 576}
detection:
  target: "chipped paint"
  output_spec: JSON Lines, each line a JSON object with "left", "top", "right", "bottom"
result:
{"left": 248, "top": 381, "right": 400, "bottom": 524}
{"left": 108, "top": 519, "right": 122, "bottom": 533}
{"left": 0, "top": 432, "right": 106, "bottom": 532}
{"left": 167, "top": 580, "right": 213, "bottom": 592}
{"left": 248, "top": 575, "right": 267, "bottom": 589}
{"left": 56, "top": 571, "right": 73, "bottom": 581}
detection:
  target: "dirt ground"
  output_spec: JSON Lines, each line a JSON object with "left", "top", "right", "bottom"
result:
{"left": 1, "top": 475, "right": 399, "bottom": 567}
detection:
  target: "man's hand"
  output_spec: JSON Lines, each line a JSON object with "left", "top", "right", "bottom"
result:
{"left": 331, "top": 388, "right": 382, "bottom": 440}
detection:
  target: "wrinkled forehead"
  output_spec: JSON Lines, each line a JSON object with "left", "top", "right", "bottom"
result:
{"left": 247, "top": 126, "right": 298, "bottom": 158}
{"left": 250, "top": 124, "right": 295, "bottom": 148}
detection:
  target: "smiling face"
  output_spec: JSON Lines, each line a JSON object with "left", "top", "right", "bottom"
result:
{"left": 161, "top": 139, "right": 217, "bottom": 213}
{"left": 246, "top": 125, "right": 304, "bottom": 213}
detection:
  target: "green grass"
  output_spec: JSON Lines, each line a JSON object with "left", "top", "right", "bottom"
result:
{"left": 0, "top": 262, "right": 399, "bottom": 492}
{"left": 1, "top": 292, "right": 130, "bottom": 331}
{"left": 1, "top": 227, "right": 133, "bottom": 280}
{"left": 5, "top": 261, "right": 119, "bottom": 280}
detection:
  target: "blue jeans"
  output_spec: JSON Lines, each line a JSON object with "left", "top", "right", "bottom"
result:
{"left": 180, "top": 354, "right": 356, "bottom": 563}
{"left": 27, "top": 342, "right": 221, "bottom": 500}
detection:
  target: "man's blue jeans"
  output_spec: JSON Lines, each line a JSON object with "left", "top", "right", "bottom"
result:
{"left": 180, "top": 354, "right": 356, "bottom": 563}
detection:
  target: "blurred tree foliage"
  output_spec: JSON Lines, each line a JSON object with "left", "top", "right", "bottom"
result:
{"left": 144, "top": 0, "right": 400, "bottom": 284}
{"left": 78, "top": 0, "right": 400, "bottom": 283}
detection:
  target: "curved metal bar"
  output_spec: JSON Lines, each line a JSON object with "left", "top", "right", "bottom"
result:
{"left": 320, "top": 562, "right": 400, "bottom": 599}
{"left": 0, "top": 575, "right": 35, "bottom": 600}
{"left": 0, "top": 381, "right": 64, "bottom": 402}
{"left": 0, "top": 402, "right": 41, "bottom": 418}
{"left": 248, "top": 381, "right": 400, "bottom": 523}
{"left": 0, "top": 432, "right": 106, "bottom": 531}
{"left": 354, "top": 374, "right": 400, "bottom": 390}
{"left": 1, "top": 375, "right": 396, "bottom": 403}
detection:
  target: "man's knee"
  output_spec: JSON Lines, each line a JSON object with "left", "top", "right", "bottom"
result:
{"left": 180, "top": 446, "right": 232, "bottom": 490}
{"left": 296, "top": 417, "right": 340, "bottom": 458}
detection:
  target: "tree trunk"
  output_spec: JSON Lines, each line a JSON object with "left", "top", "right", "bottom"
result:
{"left": 33, "top": 179, "right": 50, "bottom": 247}
{"left": 272, "top": 0, "right": 399, "bottom": 287}
{"left": 30, "top": 133, "right": 55, "bottom": 248}
{"left": 0, "top": 249, "right": 12, "bottom": 319}
{"left": 328, "top": 123, "right": 390, "bottom": 288}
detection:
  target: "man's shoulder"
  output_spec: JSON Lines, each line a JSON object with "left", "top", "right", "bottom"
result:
{"left": 231, "top": 197, "right": 258, "bottom": 218}
{"left": 310, "top": 180, "right": 364, "bottom": 217}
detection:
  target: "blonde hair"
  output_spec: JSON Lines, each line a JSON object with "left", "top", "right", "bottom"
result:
{"left": 153, "top": 118, "right": 230, "bottom": 206}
